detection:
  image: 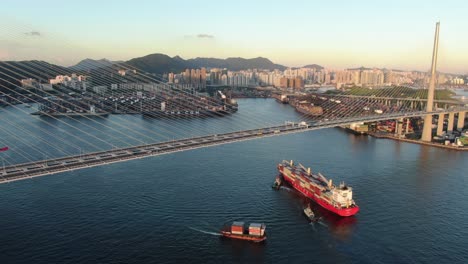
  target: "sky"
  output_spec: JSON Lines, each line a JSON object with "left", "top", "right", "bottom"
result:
{"left": 1, "top": 0, "right": 467, "bottom": 73}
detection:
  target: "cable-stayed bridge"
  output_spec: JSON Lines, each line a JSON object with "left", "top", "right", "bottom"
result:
{"left": 1, "top": 104, "right": 467, "bottom": 184}
{"left": 2, "top": 57, "right": 467, "bottom": 184}
{"left": 1, "top": 22, "right": 467, "bottom": 184}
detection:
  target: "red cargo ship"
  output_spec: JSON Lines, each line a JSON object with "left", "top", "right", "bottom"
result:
{"left": 221, "top": 222, "right": 266, "bottom": 242}
{"left": 277, "top": 160, "right": 359, "bottom": 217}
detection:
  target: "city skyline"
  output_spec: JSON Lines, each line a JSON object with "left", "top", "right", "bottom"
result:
{"left": 1, "top": 0, "right": 468, "bottom": 73}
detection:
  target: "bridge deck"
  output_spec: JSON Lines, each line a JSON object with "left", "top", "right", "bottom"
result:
{"left": 1, "top": 108, "right": 466, "bottom": 184}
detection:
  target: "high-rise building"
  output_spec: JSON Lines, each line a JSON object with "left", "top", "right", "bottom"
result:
{"left": 200, "top": 68, "right": 207, "bottom": 89}
{"left": 279, "top": 77, "right": 289, "bottom": 88}
{"left": 168, "top": 73, "right": 175, "bottom": 83}
{"left": 294, "top": 77, "right": 304, "bottom": 89}
{"left": 184, "top": 69, "right": 191, "bottom": 83}
{"left": 384, "top": 70, "right": 393, "bottom": 84}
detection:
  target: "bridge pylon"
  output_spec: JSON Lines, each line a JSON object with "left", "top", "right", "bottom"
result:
{"left": 421, "top": 22, "right": 440, "bottom": 142}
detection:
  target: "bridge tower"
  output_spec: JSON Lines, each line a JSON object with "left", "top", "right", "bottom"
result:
{"left": 421, "top": 22, "right": 440, "bottom": 142}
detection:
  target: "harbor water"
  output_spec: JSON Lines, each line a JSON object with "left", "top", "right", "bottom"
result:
{"left": 0, "top": 99, "right": 467, "bottom": 263}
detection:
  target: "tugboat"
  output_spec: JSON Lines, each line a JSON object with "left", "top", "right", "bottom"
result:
{"left": 272, "top": 176, "right": 282, "bottom": 190}
{"left": 303, "top": 204, "right": 321, "bottom": 222}
{"left": 221, "top": 222, "right": 266, "bottom": 242}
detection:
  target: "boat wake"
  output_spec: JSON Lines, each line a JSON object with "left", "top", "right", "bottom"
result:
{"left": 309, "top": 222, "right": 317, "bottom": 232}
{"left": 188, "top": 227, "right": 221, "bottom": 236}
{"left": 279, "top": 186, "right": 293, "bottom": 192}
{"left": 316, "top": 221, "right": 328, "bottom": 228}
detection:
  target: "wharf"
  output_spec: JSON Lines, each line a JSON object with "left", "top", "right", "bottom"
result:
{"left": 368, "top": 132, "right": 468, "bottom": 151}
{"left": 31, "top": 111, "right": 109, "bottom": 117}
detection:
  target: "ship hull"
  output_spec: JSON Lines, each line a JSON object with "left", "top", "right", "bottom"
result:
{"left": 343, "top": 127, "right": 368, "bottom": 135}
{"left": 220, "top": 231, "right": 266, "bottom": 242}
{"left": 32, "top": 111, "right": 109, "bottom": 117}
{"left": 275, "top": 98, "right": 289, "bottom": 104}
{"left": 295, "top": 106, "right": 323, "bottom": 116}
{"left": 279, "top": 168, "right": 359, "bottom": 217}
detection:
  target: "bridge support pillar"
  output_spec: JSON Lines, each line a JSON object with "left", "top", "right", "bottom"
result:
{"left": 447, "top": 112, "right": 455, "bottom": 132}
{"left": 394, "top": 120, "right": 398, "bottom": 136}
{"left": 405, "top": 119, "right": 410, "bottom": 134}
{"left": 437, "top": 113, "right": 444, "bottom": 136}
{"left": 399, "top": 118, "right": 404, "bottom": 136}
{"left": 395, "top": 119, "right": 404, "bottom": 137}
{"left": 394, "top": 119, "right": 398, "bottom": 136}
{"left": 421, "top": 114, "right": 433, "bottom": 142}
{"left": 457, "top": 111, "right": 466, "bottom": 131}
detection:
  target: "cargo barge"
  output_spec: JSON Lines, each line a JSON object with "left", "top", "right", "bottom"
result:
{"left": 277, "top": 160, "right": 359, "bottom": 217}
{"left": 32, "top": 105, "right": 109, "bottom": 117}
{"left": 221, "top": 222, "right": 266, "bottom": 242}
{"left": 294, "top": 101, "right": 323, "bottom": 116}
{"left": 31, "top": 111, "right": 109, "bottom": 117}
{"left": 340, "top": 122, "right": 368, "bottom": 135}
{"left": 273, "top": 94, "right": 289, "bottom": 104}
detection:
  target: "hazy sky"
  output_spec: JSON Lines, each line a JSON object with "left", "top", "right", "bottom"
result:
{"left": 1, "top": 0, "right": 467, "bottom": 73}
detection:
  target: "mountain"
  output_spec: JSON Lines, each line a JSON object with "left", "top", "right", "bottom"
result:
{"left": 69, "top": 58, "right": 117, "bottom": 71}
{"left": 125, "top": 53, "right": 188, "bottom": 74}
{"left": 0, "top": 60, "right": 71, "bottom": 91}
{"left": 347, "top": 66, "right": 373, "bottom": 71}
{"left": 187, "top": 57, "right": 286, "bottom": 71}
{"left": 302, "top": 64, "right": 324, "bottom": 70}
{"left": 125, "top": 54, "right": 287, "bottom": 74}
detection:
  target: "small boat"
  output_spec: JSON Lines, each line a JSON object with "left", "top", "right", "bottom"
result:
{"left": 25, "top": 104, "right": 32, "bottom": 108}
{"left": 272, "top": 176, "right": 282, "bottom": 190}
{"left": 304, "top": 204, "right": 320, "bottom": 222}
{"left": 221, "top": 222, "right": 266, "bottom": 242}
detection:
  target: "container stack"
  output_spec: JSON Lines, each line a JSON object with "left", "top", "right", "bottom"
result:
{"left": 231, "top": 222, "right": 244, "bottom": 235}
{"left": 248, "top": 223, "right": 265, "bottom": 236}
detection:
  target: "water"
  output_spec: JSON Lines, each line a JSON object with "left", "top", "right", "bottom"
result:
{"left": 453, "top": 89, "right": 468, "bottom": 103}
{"left": 0, "top": 99, "right": 467, "bottom": 263}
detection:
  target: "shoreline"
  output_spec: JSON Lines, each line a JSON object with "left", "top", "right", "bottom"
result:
{"left": 368, "top": 132, "right": 468, "bottom": 151}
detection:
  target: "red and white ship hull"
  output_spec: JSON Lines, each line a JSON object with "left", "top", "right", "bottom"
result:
{"left": 278, "top": 164, "right": 359, "bottom": 217}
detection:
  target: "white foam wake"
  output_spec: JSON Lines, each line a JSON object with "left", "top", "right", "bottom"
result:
{"left": 188, "top": 227, "right": 221, "bottom": 236}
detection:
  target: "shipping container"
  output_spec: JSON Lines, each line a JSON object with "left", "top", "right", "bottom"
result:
{"left": 233, "top": 221, "right": 244, "bottom": 226}
{"left": 231, "top": 221, "right": 244, "bottom": 233}
{"left": 248, "top": 223, "right": 266, "bottom": 236}
{"left": 231, "top": 227, "right": 243, "bottom": 233}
